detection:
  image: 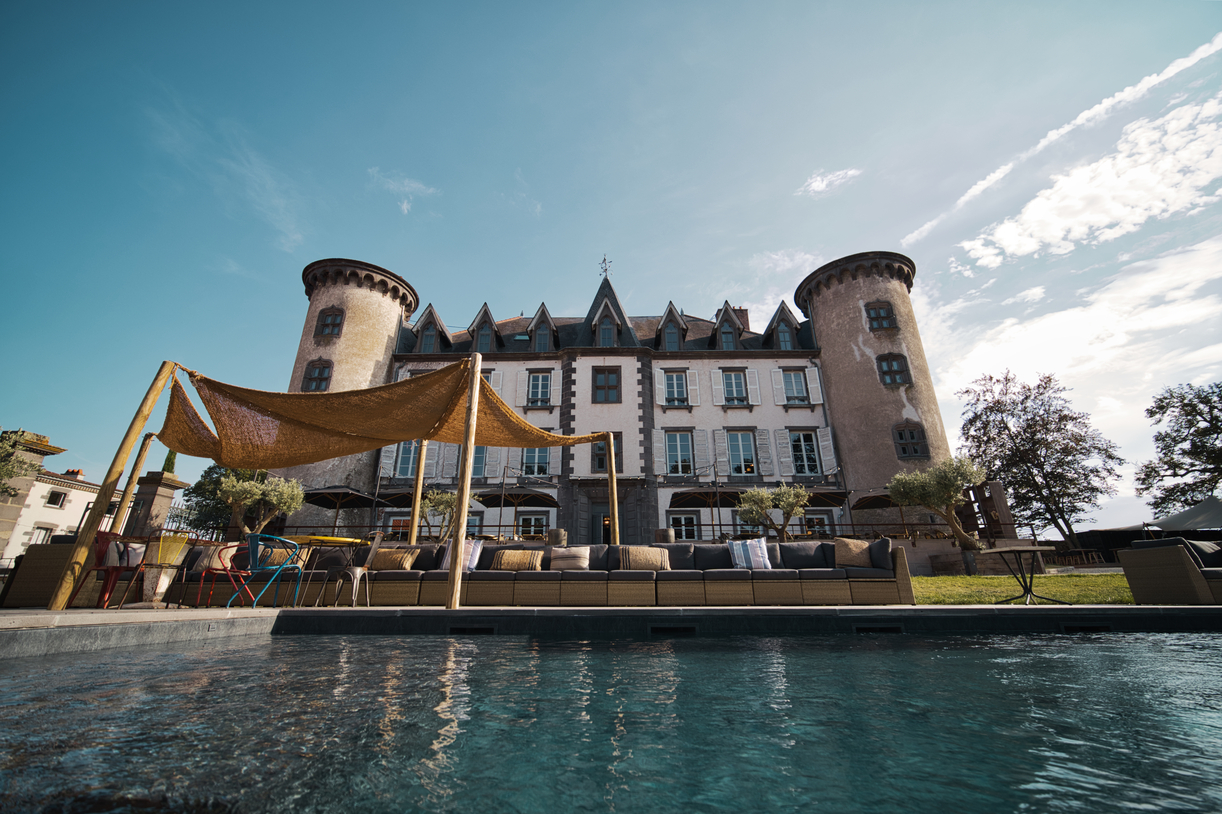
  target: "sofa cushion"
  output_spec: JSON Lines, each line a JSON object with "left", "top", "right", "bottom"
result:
{"left": 439, "top": 539, "right": 483, "bottom": 572}
{"left": 752, "top": 568, "right": 799, "bottom": 580}
{"left": 385, "top": 544, "right": 440, "bottom": 571}
{"left": 1187, "top": 540, "right": 1222, "bottom": 568}
{"left": 550, "top": 547, "right": 591, "bottom": 571}
{"left": 694, "top": 544, "right": 733, "bottom": 570}
{"left": 1201, "top": 568, "right": 1222, "bottom": 581}
{"left": 1130, "top": 537, "right": 1218, "bottom": 569}
{"left": 373, "top": 570, "right": 423, "bottom": 582}
{"left": 467, "top": 570, "right": 516, "bottom": 581}
{"left": 515, "top": 570, "right": 561, "bottom": 581}
{"left": 586, "top": 545, "right": 611, "bottom": 571}
{"left": 655, "top": 570, "right": 704, "bottom": 581}
{"left": 843, "top": 567, "right": 896, "bottom": 579}
{"left": 869, "top": 538, "right": 894, "bottom": 571}
{"left": 779, "top": 542, "right": 828, "bottom": 569}
{"left": 522, "top": 544, "right": 552, "bottom": 570}
{"left": 620, "top": 546, "right": 670, "bottom": 571}
{"left": 729, "top": 538, "right": 771, "bottom": 569}
{"left": 766, "top": 543, "right": 783, "bottom": 568}
{"left": 652, "top": 543, "right": 696, "bottom": 570}
{"left": 371, "top": 548, "right": 420, "bottom": 571}
{"left": 561, "top": 570, "right": 608, "bottom": 581}
{"left": 492, "top": 549, "right": 543, "bottom": 571}
{"left": 703, "top": 569, "right": 751, "bottom": 581}
{"left": 798, "top": 568, "right": 847, "bottom": 580}
{"left": 609, "top": 570, "right": 656, "bottom": 581}
{"left": 835, "top": 538, "right": 873, "bottom": 568}
{"left": 477, "top": 544, "right": 523, "bottom": 570}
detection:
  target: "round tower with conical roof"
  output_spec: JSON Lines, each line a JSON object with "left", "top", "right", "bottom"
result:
{"left": 279, "top": 259, "right": 418, "bottom": 532}
{"left": 794, "top": 251, "right": 951, "bottom": 499}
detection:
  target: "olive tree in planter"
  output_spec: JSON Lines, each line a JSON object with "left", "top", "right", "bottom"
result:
{"left": 735, "top": 485, "right": 811, "bottom": 543}
{"left": 217, "top": 473, "right": 306, "bottom": 536}
{"left": 888, "top": 457, "right": 985, "bottom": 573}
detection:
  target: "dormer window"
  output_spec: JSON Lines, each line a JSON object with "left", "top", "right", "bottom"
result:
{"left": 534, "top": 325, "right": 550, "bottom": 352}
{"left": 315, "top": 308, "right": 343, "bottom": 337}
{"left": 599, "top": 316, "right": 616, "bottom": 347}
{"left": 420, "top": 324, "right": 437, "bottom": 353}
{"left": 867, "top": 301, "right": 897, "bottom": 331}
{"left": 477, "top": 324, "right": 492, "bottom": 353}
{"left": 665, "top": 322, "right": 679, "bottom": 351}
{"left": 777, "top": 323, "right": 793, "bottom": 350}
{"left": 720, "top": 324, "right": 736, "bottom": 350}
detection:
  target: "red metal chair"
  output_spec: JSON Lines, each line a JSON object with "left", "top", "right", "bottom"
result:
{"left": 65, "top": 530, "right": 139, "bottom": 609}
{"left": 193, "top": 542, "right": 259, "bottom": 607}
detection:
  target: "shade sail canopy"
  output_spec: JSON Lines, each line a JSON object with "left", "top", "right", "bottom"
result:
{"left": 1151, "top": 496, "right": 1222, "bottom": 530}
{"left": 158, "top": 360, "right": 602, "bottom": 469}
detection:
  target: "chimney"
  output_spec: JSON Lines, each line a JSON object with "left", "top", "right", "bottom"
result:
{"left": 64, "top": 469, "right": 83, "bottom": 480}
{"left": 732, "top": 307, "right": 750, "bottom": 331}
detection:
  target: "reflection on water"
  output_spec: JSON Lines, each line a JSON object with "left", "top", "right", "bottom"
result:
{"left": 1, "top": 634, "right": 1221, "bottom": 813}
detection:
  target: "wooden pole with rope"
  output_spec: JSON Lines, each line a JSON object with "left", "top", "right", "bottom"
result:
{"left": 407, "top": 440, "right": 428, "bottom": 546}
{"left": 47, "top": 361, "right": 177, "bottom": 610}
{"left": 108, "top": 432, "right": 155, "bottom": 537}
{"left": 606, "top": 431, "right": 620, "bottom": 546}
{"left": 446, "top": 354, "right": 482, "bottom": 609}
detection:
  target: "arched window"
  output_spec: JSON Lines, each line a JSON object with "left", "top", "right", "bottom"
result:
{"left": 420, "top": 324, "right": 436, "bottom": 353}
{"left": 303, "top": 359, "right": 332, "bottom": 392}
{"left": 866, "top": 301, "right": 897, "bottom": 331}
{"left": 534, "top": 324, "right": 550, "bottom": 352}
{"left": 599, "top": 316, "right": 616, "bottom": 347}
{"left": 877, "top": 354, "right": 911, "bottom": 386}
{"left": 893, "top": 422, "right": 929, "bottom": 459}
{"left": 777, "top": 323, "right": 793, "bottom": 350}
{"left": 315, "top": 308, "right": 344, "bottom": 337}
{"left": 720, "top": 324, "right": 735, "bottom": 350}
{"left": 477, "top": 324, "right": 492, "bottom": 353}
{"left": 665, "top": 322, "right": 679, "bottom": 351}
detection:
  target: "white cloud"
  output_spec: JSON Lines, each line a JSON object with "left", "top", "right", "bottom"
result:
{"left": 1001, "top": 286, "right": 1046, "bottom": 306}
{"left": 368, "top": 167, "right": 437, "bottom": 214}
{"left": 961, "top": 95, "right": 1222, "bottom": 268}
{"left": 902, "top": 31, "right": 1222, "bottom": 247}
{"left": 948, "top": 257, "right": 975, "bottom": 278}
{"left": 795, "top": 168, "right": 862, "bottom": 197}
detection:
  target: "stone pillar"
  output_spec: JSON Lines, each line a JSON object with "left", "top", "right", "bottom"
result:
{"left": 124, "top": 471, "right": 190, "bottom": 536}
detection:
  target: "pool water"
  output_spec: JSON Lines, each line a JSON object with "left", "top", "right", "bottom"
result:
{"left": 2, "top": 633, "right": 1221, "bottom": 813}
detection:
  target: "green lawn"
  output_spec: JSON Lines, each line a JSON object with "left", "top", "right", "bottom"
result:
{"left": 912, "top": 574, "right": 1134, "bottom": 605}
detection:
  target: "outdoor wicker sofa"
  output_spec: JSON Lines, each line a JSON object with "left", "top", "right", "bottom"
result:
{"left": 1117, "top": 537, "right": 1222, "bottom": 605}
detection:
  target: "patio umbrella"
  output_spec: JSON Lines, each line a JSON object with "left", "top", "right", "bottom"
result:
{"left": 850, "top": 489, "right": 908, "bottom": 536}
{"left": 302, "top": 485, "right": 392, "bottom": 534}
{"left": 805, "top": 489, "right": 848, "bottom": 508}
{"left": 474, "top": 488, "right": 560, "bottom": 509}
{"left": 668, "top": 489, "right": 744, "bottom": 509}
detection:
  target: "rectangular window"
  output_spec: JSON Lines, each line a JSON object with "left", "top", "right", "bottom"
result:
{"left": 777, "top": 323, "right": 793, "bottom": 350}
{"left": 665, "top": 372, "right": 688, "bottom": 406}
{"left": 528, "top": 372, "right": 551, "bottom": 406}
{"left": 727, "top": 431, "right": 756, "bottom": 475}
{"left": 867, "top": 302, "right": 897, "bottom": 331}
{"left": 878, "top": 355, "right": 911, "bottom": 385}
{"left": 420, "top": 326, "right": 436, "bottom": 353}
{"left": 593, "top": 367, "right": 621, "bottom": 403}
{"left": 592, "top": 432, "right": 623, "bottom": 473}
{"left": 523, "top": 447, "right": 549, "bottom": 476}
{"left": 519, "top": 514, "right": 548, "bottom": 536}
{"left": 669, "top": 513, "right": 700, "bottom": 540}
{"left": 387, "top": 513, "right": 413, "bottom": 535}
{"left": 731, "top": 510, "right": 761, "bottom": 536}
{"left": 783, "top": 371, "right": 808, "bottom": 404}
{"left": 790, "top": 431, "right": 820, "bottom": 475}
{"left": 665, "top": 431, "right": 694, "bottom": 475}
{"left": 471, "top": 446, "right": 487, "bottom": 477}
{"left": 31, "top": 527, "right": 53, "bottom": 545}
{"left": 45, "top": 491, "right": 67, "bottom": 508}
{"left": 534, "top": 326, "right": 549, "bottom": 352}
{"left": 723, "top": 371, "right": 747, "bottom": 405}
{"left": 396, "top": 441, "right": 420, "bottom": 478}
{"left": 466, "top": 512, "right": 484, "bottom": 536}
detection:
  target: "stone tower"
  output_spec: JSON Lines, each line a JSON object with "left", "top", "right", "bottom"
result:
{"left": 279, "top": 259, "right": 418, "bottom": 532}
{"left": 793, "top": 251, "right": 951, "bottom": 496}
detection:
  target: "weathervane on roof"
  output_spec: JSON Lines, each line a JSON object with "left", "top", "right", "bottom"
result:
{"left": 599, "top": 254, "right": 612, "bottom": 279}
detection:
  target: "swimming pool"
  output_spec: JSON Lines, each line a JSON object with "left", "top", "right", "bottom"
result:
{"left": 2, "top": 633, "right": 1220, "bottom": 813}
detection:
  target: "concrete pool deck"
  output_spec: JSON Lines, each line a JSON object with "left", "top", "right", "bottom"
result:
{"left": 2, "top": 604, "right": 1220, "bottom": 658}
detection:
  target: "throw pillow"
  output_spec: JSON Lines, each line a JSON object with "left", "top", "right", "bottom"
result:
{"left": 191, "top": 546, "right": 230, "bottom": 572}
{"left": 728, "top": 538, "right": 772, "bottom": 569}
{"left": 834, "top": 537, "right": 873, "bottom": 569}
{"left": 370, "top": 548, "right": 420, "bottom": 571}
{"left": 439, "top": 539, "right": 484, "bottom": 572}
{"left": 550, "top": 547, "right": 591, "bottom": 571}
{"left": 619, "top": 546, "right": 670, "bottom": 571}
{"left": 492, "top": 549, "right": 544, "bottom": 571}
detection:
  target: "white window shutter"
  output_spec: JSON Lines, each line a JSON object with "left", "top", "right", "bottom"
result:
{"left": 547, "top": 446, "right": 559, "bottom": 476}
{"left": 506, "top": 447, "right": 522, "bottom": 476}
{"left": 713, "top": 429, "right": 730, "bottom": 476}
{"left": 712, "top": 372, "right": 725, "bottom": 406}
{"left": 423, "top": 442, "right": 440, "bottom": 478}
{"left": 806, "top": 367, "right": 823, "bottom": 405}
{"left": 483, "top": 447, "right": 502, "bottom": 479}
{"left": 379, "top": 445, "right": 397, "bottom": 478}
{"left": 817, "top": 427, "right": 838, "bottom": 475}
{"left": 550, "top": 369, "right": 560, "bottom": 406}
{"left": 774, "top": 429, "right": 794, "bottom": 476}
{"left": 687, "top": 370, "right": 701, "bottom": 405}
{"left": 652, "top": 429, "right": 666, "bottom": 475}
{"left": 754, "top": 429, "right": 774, "bottom": 477}
{"left": 442, "top": 443, "right": 459, "bottom": 479}
{"left": 515, "top": 370, "right": 528, "bottom": 407}
{"left": 490, "top": 370, "right": 503, "bottom": 396}
{"left": 693, "top": 429, "right": 710, "bottom": 471}
{"left": 771, "top": 369, "right": 785, "bottom": 405}
{"left": 746, "top": 369, "right": 761, "bottom": 405}
{"left": 654, "top": 368, "right": 665, "bottom": 405}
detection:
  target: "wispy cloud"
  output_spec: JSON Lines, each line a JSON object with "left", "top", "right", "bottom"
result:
{"left": 367, "top": 167, "right": 437, "bottom": 214}
{"left": 902, "top": 31, "right": 1222, "bottom": 247}
{"left": 1001, "top": 286, "right": 1046, "bottom": 306}
{"left": 795, "top": 168, "right": 862, "bottom": 197}
{"left": 960, "top": 94, "right": 1222, "bottom": 268}
{"left": 148, "top": 100, "right": 304, "bottom": 252}
{"left": 733, "top": 249, "right": 823, "bottom": 319}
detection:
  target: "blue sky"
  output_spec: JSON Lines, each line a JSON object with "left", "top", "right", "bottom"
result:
{"left": 2, "top": 2, "right": 1220, "bottom": 533}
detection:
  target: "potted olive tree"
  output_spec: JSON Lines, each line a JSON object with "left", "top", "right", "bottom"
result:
{"left": 887, "top": 456, "right": 985, "bottom": 574}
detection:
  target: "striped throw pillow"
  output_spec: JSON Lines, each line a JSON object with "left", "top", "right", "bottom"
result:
{"left": 491, "top": 549, "right": 544, "bottom": 571}
{"left": 370, "top": 548, "right": 420, "bottom": 571}
{"left": 728, "top": 538, "right": 771, "bottom": 569}
{"left": 439, "top": 539, "right": 484, "bottom": 572}
{"left": 619, "top": 546, "right": 670, "bottom": 571}
{"left": 549, "top": 547, "right": 591, "bottom": 571}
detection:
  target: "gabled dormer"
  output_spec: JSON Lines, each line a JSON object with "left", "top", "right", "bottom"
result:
{"left": 412, "top": 304, "right": 453, "bottom": 354}
{"left": 709, "top": 300, "right": 746, "bottom": 350}
{"left": 582, "top": 276, "right": 637, "bottom": 348}
{"left": 526, "top": 303, "right": 559, "bottom": 352}
{"left": 655, "top": 301, "right": 688, "bottom": 351}
{"left": 467, "top": 303, "right": 502, "bottom": 353}
{"left": 761, "top": 301, "right": 801, "bottom": 350}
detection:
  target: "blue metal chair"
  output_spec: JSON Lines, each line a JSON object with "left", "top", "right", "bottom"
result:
{"left": 227, "top": 534, "right": 304, "bottom": 608}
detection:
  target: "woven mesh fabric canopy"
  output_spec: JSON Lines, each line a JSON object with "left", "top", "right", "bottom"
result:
{"left": 158, "top": 359, "right": 602, "bottom": 469}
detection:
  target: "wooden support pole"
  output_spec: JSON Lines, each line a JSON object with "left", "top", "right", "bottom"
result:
{"left": 108, "top": 432, "right": 154, "bottom": 536}
{"left": 47, "top": 361, "right": 177, "bottom": 610}
{"left": 408, "top": 440, "right": 428, "bottom": 546}
{"left": 446, "top": 354, "right": 482, "bottom": 610}
{"left": 606, "top": 431, "right": 620, "bottom": 546}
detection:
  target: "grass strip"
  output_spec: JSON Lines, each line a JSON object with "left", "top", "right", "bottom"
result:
{"left": 912, "top": 574, "right": 1134, "bottom": 605}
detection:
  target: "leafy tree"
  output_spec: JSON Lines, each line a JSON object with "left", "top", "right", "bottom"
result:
{"left": 180, "top": 464, "right": 260, "bottom": 533}
{"left": 0, "top": 430, "right": 41, "bottom": 498}
{"left": 217, "top": 473, "right": 304, "bottom": 535}
{"left": 161, "top": 450, "right": 177, "bottom": 474}
{"left": 1135, "top": 382, "right": 1222, "bottom": 516}
{"left": 957, "top": 372, "right": 1123, "bottom": 548}
{"left": 735, "top": 485, "right": 810, "bottom": 542}
{"left": 418, "top": 489, "right": 460, "bottom": 541}
{"left": 887, "top": 456, "right": 986, "bottom": 550}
